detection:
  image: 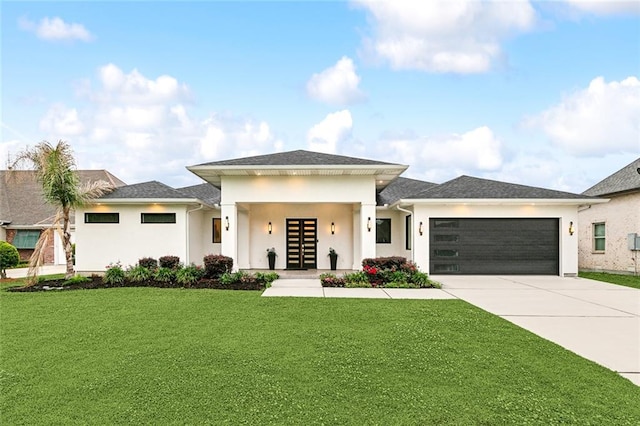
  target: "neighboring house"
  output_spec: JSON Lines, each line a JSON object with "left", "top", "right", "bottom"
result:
{"left": 0, "top": 170, "right": 125, "bottom": 264}
{"left": 75, "top": 150, "right": 605, "bottom": 276}
{"left": 579, "top": 158, "right": 640, "bottom": 275}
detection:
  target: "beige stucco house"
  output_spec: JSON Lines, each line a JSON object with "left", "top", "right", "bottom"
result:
{"left": 75, "top": 150, "right": 605, "bottom": 276}
{"left": 579, "top": 158, "right": 640, "bottom": 275}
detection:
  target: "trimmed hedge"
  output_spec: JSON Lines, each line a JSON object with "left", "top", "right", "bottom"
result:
{"left": 159, "top": 256, "right": 181, "bottom": 269}
{"left": 203, "top": 254, "right": 233, "bottom": 279}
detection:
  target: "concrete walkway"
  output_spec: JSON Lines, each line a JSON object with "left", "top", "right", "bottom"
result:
{"left": 263, "top": 274, "right": 640, "bottom": 386}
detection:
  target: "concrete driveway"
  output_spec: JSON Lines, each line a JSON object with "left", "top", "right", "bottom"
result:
{"left": 434, "top": 275, "right": 640, "bottom": 386}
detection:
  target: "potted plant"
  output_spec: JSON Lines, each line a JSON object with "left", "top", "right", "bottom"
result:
{"left": 328, "top": 247, "right": 338, "bottom": 271}
{"left": 266, "top": 247, "right": 277, "bottom": 270}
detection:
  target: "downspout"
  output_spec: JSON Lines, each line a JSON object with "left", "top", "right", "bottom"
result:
{"left": 395, "top": 205, "right": 414, "bottom": 263}
{"left": 185, "top": 204, "right": 204, "bottom": 265}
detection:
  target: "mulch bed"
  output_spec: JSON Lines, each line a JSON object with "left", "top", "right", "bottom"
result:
{"left": 6, "top": 276, "right": 265, "bottom": 292}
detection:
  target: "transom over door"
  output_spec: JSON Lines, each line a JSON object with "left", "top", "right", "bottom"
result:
{"left": 286, "top": 218, "right": 317, "bottom": 269}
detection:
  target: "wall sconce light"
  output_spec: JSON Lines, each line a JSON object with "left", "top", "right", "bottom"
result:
{"left": 419, "top": 221, "right": 424, "bottom": 236}
{"left": 268, "top": 222, "right": 272, "bottom": 234}
{"left": 569, "top": 221, "right": 574, "bottom": 236}
{"left": 331, "top": 222, "right": 335, "bottom": 235}
{"left": 367, "top": 217, "right": 372, "bottom": 232}
{"left": 225, "top": 216, "right": 229, "bottom": 231}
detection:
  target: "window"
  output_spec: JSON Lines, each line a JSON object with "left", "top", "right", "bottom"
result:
{"left": 435, "top": 249, "right": 458, "bottom": 257}
{"left": 141, "top": 213, "right": 176, "bottom": 224}
{"left": 434, "top": 219, "right": 459, "bottom": 228}
{"left": 435, "top": 234, "right": 459, "bottom": 242}
{"left": 85, "top": 212, "right": 119, "bottom": 223}
{"left": 433, "top": 264, "right": 460, "bottom": 273}
{"left": 376, "top": 218, "right": 391, "bottom": 244}
{"left": 405, "top": 215, "right": 411, "bottom": 250}
{"left": 212, "top": 218, "right": 221, "bottom": 243}
{"left": 12, "top": 230, "right": 40, "bottom": 249}
{"left": 593, "top": 222, "right": 605, "bottom": 251}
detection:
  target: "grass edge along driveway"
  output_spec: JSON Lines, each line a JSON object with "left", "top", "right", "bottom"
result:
{"left": 1, "top": 287, "right": 639, "bottom": 425}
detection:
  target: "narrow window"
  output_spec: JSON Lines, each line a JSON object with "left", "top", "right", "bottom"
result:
{"left": 12, "top": 230, "right": 40, "bottom": 249}
{"left": 376, "top": 218, "right": 391, "bottom": 244}
{"left": 141, "top": 213, "right": 176, "bottom": 224}
{"left": 85, "top": 212, "right": 119, "bottom": 223}
{"left": 212, "top": 218, "right": 221, "bottom": 243}
{"left": 435, "top": 234, "right": 459, "bottom": 242}
{"left": 435, "top": 249, "right": 458, "bottom": 257}
{"left": 434, "top": 219, "right": 458, "bottom": 228}
{"left": 405, "top": 215, "right": 411, "bottom": 250}
{"left": 433, "top": 264, "right": 460, "bottom": 273}
{"left": 593, "top": 222, "right": 605, "bottom": 252}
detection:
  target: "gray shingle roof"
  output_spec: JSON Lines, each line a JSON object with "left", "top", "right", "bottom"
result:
{"left": 377, "top": 177, "right": 437, "bottom": 205}
{"left": 100, "top": 181, "right": 194, "bottom": 199}
{"left": 194, "top": 149, "right": 400, "bottom": 167}
{"left": 407, "top": 175, "right": 593, "bottom": 200}
{"left": 0, "top": 170, "right": 125, "bottom": 227}
{"left": 582, "top": 157, "right": 640, "bottom": 197}
{"left": 177, "top": 183, "right": 221, "bottom": 205}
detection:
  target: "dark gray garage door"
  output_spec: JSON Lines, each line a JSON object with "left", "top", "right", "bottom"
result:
{"left": 429, "top": 218, "right": 559, "bottom": 275}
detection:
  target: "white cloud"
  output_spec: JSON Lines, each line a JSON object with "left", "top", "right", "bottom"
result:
{"left": 39, "top": 104, "right": 85, "bottom": 136}
{"left": 19, "top": 16, "right": 93, "bottom": 42}
{"left": 307, "top": 110, "right": 353, "bottom": 153}
{"left": 526, "top": 76, "right": 640, "bottom": 156}
{"left": 564, "top": 0, "right": 640, "bottom": 15}
{"left": 199, "top": 114, "right": 279, "bottom": 161}
{"left": 306, "top": 57, "right": 365, "bottom": 105}
{"left": 353, "top": 0, "right": 536, "bottom": 73}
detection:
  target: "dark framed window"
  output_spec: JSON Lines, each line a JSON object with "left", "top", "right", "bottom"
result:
{"left": 213, "top": 218, "right": 221, "bottom": 243}
{"left": 434, "top": 219, "right": 459, "bottom": 228}
{"left": 12, "top": 230, "right": 40, "bottom": 249}
{"left": 435, "top": 234, "right": 459, "bottom": 242}
{"left": 85, "top": 212, "right": 119, "bottom": 223}
{"left": 376, "top": 218, "right": 391, "bottom": 244}
{"left": 435, "top": 249, "right": 459, "bottom": 257}
{"left": 405, "top": 215, "right": 411, "bottom": 250}
{"left": 141, "top": 213, "right": 176, "bottom": 224}
{"left": 433, "top": 264, "right": 460, "bottom": 273}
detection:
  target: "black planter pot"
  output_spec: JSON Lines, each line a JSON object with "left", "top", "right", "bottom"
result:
{"left": 329, "top": 254, "right": 338, "bottom": 271}
{"left": 268, "top": 253, "right": 276, "bottom": 270}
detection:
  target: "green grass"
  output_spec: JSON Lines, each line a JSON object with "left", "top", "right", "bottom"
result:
{"left": 1, "top": 288, "right": 639, "bottom": 425}
{"left": 579, "top": 271, "right": 640, "bottom": 289}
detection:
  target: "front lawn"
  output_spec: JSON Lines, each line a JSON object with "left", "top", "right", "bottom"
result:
{"left": 579, "top": 271, "right": 640, "bottom": 289}
{"left": 1, "top": 287, "right": 639, "bottom": 424}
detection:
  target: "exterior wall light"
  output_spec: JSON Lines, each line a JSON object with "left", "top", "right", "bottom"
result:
{"left": 268, "top": 222, "right": 272, "bottom": 234}
{"left": 225, "top": 216, "right": 229, "bottom": 231}
{"left": 419, "top": 221, "right": 424, "bottom": 236}
{"left": 367, "top": 217, "right": 372, "bottom": 232}
{"left": 331, "top": 222, "right": 335, "bottom": 235}
{"left": 569, "top": 221, "right": 574, "bottom": 236}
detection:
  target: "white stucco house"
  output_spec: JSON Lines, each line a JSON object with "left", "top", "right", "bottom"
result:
{"left": 579, "top": 157, "right": 640, "bottom": 275}
{"left": 75, "top": 150, "right": 605, "bottom": 276}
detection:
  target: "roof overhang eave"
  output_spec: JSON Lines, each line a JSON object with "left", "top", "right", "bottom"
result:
{"left": 394, "top": 198, "right": 610, "bottom": 206}
{"left": 91, "top": 198, "right": 215, "bottom": 207}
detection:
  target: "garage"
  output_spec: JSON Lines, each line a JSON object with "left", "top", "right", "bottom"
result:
{"left": 429, "top": 218, "right": 559, "bottom": 275}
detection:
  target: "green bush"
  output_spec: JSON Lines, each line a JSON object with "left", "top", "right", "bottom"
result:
{"left": 104, "top": 262, "right": 125, "bottom": 285}
{"left": 343, "top": 271, "right": 370, "bottom": 287}
{"left": 254, "top": 271, "right": 279, "bottom": 287}
{"left": 203, "top": 254, "right": 233, "bottom": 279}
{"left": 384, "top": 281, "right": 419, "bottom": 288}
{"left": 126, "top": 265, "right": 152, "bottom": 283}
{"left": 159, "top": 256, "right": 181, "bottom": 269}
{"left": 176, "top": 264, "right": 204, "bottom": 286}
{"left": 345, "top": 280, "right": 372, "bottom": 288}
{"left": 320, "top": 273, "right": 346, "bottom": 287}
{"left": 410, "top": 271, "right": 440, "bottom": 288}
{"left": 0, "top": 241, "right": 20, "bottom": 279}
{"left": 63, "top": 275, "right": 90, "bottom": 286}
{"left": 138, "top": 257, "right": 158, "bottom": 269}
{"left": 153, "top": 267, "right": 176, "bottom": 283}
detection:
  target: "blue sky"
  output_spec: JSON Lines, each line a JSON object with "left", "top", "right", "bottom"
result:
{"left": 2, "top": 1, "right": 639, "bottom": 192}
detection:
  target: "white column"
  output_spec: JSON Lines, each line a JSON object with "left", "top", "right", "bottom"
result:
{"left": 221, "top": 203, "right": 238, "bottom": 271}
{"left": 360, "top": 203, "right": 377, "bottom": 265}
{"left": 412, "top": 207, "right": 429, "bottom": 272}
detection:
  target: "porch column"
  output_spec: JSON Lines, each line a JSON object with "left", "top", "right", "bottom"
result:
{"left": 360, "top": 203, "right": 377, "bottom": 265}
{"left": 220, "top": 203, "right": 238, "bottom": 271}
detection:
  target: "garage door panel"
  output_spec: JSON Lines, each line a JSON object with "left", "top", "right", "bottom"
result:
{"left": 430, "top": 218, "right": 559, "bottom": 275}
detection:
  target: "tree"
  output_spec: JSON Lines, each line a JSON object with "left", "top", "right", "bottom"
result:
{"left": 0, "top": 241, "right": 20, "bottom": 279}
{"left": 11, "top": 140, "right": 113, "bottom": 282}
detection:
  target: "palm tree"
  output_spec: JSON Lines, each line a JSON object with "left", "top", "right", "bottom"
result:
{"left": 11, "top": 140, "right": 113, "bottom": 282}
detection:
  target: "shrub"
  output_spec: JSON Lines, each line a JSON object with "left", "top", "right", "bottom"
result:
{"left": 384, "top": 281, "right": 419, "bottom": 289}
{"left": 410, "top": 271, "right": 440, "bottom": 288}
{"left": 362, "top": 256, "right": 407, "bottom": 271}
{"left": 0, "top": 241, "right": 20, "bottom": 279}
{"left": 63, "top": 275, "right": 90, "bottom": 286}
{"left": 176, "top": 264, "right": 204, "bottom": 287}
{"left": 138, "top": 257, "right": 158, "bottom": 269}
{"left": 126, "top": 265, "right": 153, "bottom": 283}
{"left": 383, "top": 270, "right": 410, "bottom": 284}
{"left": 159, "top": 256, "right": 181, "bottom": 269}
{"left": 104, "top": 262, "right": 125, "bottom": 285}
{"left": 345, "top": 280, "right": 372, "bottom": 288}
{"left": 320, "top": 273, "right": 345, "bottom": 288}
{"left": 153, "top": 267, "right": 176, "bottom": 284}
{"left": 254, "top": 271, "right": 279, "bottom": 287}
{"left": 219, "top": 270, "right": 249, "bottom": 286}
{"left": 203, "top": 254, "right": 233, "bottom": 279}
{"left": 343, "top": 271, "right": 370, "bottom": 287}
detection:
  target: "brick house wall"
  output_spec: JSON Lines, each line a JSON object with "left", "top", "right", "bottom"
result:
{"left": 5, "top": 228, "right": 55, "bottom": 264}
{"left": 578, "top": 192, "right": 640, "bottom": 274}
